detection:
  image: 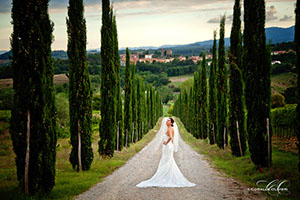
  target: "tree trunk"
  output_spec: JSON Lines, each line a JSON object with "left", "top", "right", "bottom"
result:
{"left": 236, "top": 121, "right": 243, "bottom": 156}
{"left": 25, "top": 109, "right": 30, "bottom": 194}
{"left": 267, "top": 118, "right": 271, "bottom": 168}
{"left": 125, "top": 129, "right": 128, "bottom": 148}
{"left": 132, "top": 122, "right": 134, "bottom": 144}
{"left": 117, "top": 121, "right": 119, "bottom": 151}
{"left": 78, "top": 120, "right": 82, "bottom": 172}
{"left": 223, "top": 126, "right": 226, "bottom": 149}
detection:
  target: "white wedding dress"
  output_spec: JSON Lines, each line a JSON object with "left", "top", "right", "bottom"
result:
{"left": 136, "top": 118, "right": 196, "bottom": 188}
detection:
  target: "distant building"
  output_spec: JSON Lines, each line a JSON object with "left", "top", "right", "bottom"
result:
{"left": 145, "top": 54, "right": 153, "bottom": 59}
{"left": 161, "top": 49, "right": 172, "bottom": 57}
{"left": 272, "top": 51, "right": 286, "bottom": 55}
{"left": 179, "top": 56, "right": 186, "bottom": 61}
{"left": 188, "top": 56, "right": 200, "bottom": 63}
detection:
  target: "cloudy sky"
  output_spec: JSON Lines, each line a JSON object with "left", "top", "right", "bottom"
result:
{"left": 0, "top": 0, "right": 296, "bottom": 51}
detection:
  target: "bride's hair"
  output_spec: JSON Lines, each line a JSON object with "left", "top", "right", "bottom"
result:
{"left": 169, "top": 117, "right": 174, "bottom": 127}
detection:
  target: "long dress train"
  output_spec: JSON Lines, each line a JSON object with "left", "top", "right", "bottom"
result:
{"left": 136, "top": 133, "right": 196, "bottom": 187}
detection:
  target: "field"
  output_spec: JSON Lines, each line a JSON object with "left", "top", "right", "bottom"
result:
{"left": 271, "top": 72, "right": 297, "bottom": 94}
{"left": 0, "top": 74, "right": 69, "bottom": 89}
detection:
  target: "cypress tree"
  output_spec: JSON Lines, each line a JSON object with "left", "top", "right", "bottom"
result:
{"left": 131, "top": 64, "right": 137, "bottom": 142}
{"left": 182, "top": 89, "right": 188, "bottom": 126}
{"left": 124, "top": 48, "right": 132, "bottom": 147}
{"left": 136, "top": 76, "right": 143, "bottom": 140}
{"left": 193, "top": 72, "right": 199, "bottom": 138}
{"left": 188, "top": 86, "right": 194, "bottom": 135}
{"left": 228, "top": 0, "right": 246, "bottom": 157}
{"left": 244, "top": 0, "right": 272, "bottom": 167}
{"left": 156, "top": 91, "right": 160, "bottom": 121}
{"left": 149, "top": 85, "right": 153, "bottom": 128}
{"left": 112, "top": 12, "right": 123, "bottom": 150}
{"left": 67, "top": 0, "right": 93, "bottom": 172}
{"left": 209, "top": 30, "right": 218, "bottom": 145}
{"left": 99, "top": 0, "right": 116, "bottom": 156}
{"left": 201, "top": 52, "right": 208, "bottom": 139}
{"left": 10, "top": 0, "right": 57, "bottom": 194}
{"left": 144, "top": 85, "right": 148, "bottom": 133}
{"left": 147, "top": 84, "right": 150, "bottom": 129}
{"left": 295, "top": 0, "right": 300, "bottom": 172}
{"left": 197, "top": 65, "right": 202, "bottom": 139}
{"left": 216, "top": 15, "right": 228, "bottom": 149}
{"left": 141, "top": 79, "right": 146, "bottom": 136}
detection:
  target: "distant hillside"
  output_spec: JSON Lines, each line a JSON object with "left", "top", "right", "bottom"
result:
{"left": 0, "top": 26, "right": 295, "bottom": 58}
{"left": 120, "top": 26, "right": 295, "bottom": 55}
{"left": 0, "top": 50, "right": 68, "bottom": 60}
{"left": 265, "top": 26, "right": 295, "bottom": 44}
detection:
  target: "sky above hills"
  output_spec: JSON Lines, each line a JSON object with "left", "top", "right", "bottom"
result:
{"left": 0, "top": 0, "right": 296, "bottom": 51}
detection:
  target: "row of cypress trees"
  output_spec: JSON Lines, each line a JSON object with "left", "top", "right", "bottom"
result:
{"left": 123, "top": 47, "right": 163, "bottom": 148}
{"left": 99, "top": 0, "right": 163, "bottom": 156}
{"left": 173, "top": 0, "right": 273, "bottom": 168}
{"left": 9, "top": 0, "right": 163, "bottom": 195}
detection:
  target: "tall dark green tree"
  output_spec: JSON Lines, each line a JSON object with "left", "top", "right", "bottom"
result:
{"left": 188, "top": 86, "right": 194, "bottom": 134}
{"left": 193, "top": 71, "right": 200, "bottom": 138}
{"left": 67, "top": 0, "right": 93, "bottom": 172}
{"left": 150, "top": 85, "right": 154, "bottom": 127}
{"left": 244, "top": 0, "right": 272, "bottom": 167}
{"left": 209, "top": 30, "right": 218, "bottom": 145}
{"left": 112, "top": 12, "right": 123, "bottom": 150}
{"left": 144, "top": 86, "right": 148, "bottom": 133}
{"left": 10, "top": 0, "right": 57, "bottom": 194}
{"left": 147, "top": 84, "right": 150, "bottom": 129}
{"left": 99, "top": 0, "right": 116, "bottom": 157}
{"left": 124, "top": 48, "right": 132, "bottom": 147}
{"left": 182, "top": 89, "right": 188, "bottom": 126}
{"left": 197, "top": 65, "right": 202, "bottom": 139}
{"left": 295, "top": 0, "right": 300, "bottom": 172}
{"left": 131, "top": 64, "right": 137, "bottom": 142}
{"left": 200, "top": 52, "right": 208, "bottom": 139}
{"left": 216, "top": 15, "right": 228, "bottom": 149}
{"left": 137, "top": 76, "right": 145, "bottom": 140}
{"left": 228, "top": 0, "right": 246, "bottom": 157}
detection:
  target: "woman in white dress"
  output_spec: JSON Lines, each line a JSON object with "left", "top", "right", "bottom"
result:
{"left": 136, "top": 117, "right": 196, "bottom": 188}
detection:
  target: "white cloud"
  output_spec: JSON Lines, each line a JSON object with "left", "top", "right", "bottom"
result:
{"left": 266, "top": 5, "right": 278, "bottom": 21}
{"left": 279, "top": 14, "right": 293, "bottom": 21}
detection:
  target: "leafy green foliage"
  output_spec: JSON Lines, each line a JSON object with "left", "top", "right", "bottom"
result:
{"left": 10, "top": 0, "right": 57, "bottom": 194}
{"left": 216, "top": 15, "right": 228, "bottom": 149}
{"left": 244, "top": 0, "right": 272, "bottom": 167}
{"left": 98, "top": 0, "right": 117, "bottom": 157}
{"left": 208, "top": 31, "right": 218, "bottom": 145}
{"left": 67, "top": 0, "right": 93, "bottom": 170}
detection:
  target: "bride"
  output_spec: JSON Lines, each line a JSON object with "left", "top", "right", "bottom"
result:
{"left": 136, "top": 117, "right": 196, "bottom": 188}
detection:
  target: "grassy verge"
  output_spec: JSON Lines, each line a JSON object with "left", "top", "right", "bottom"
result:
{"left": 0, "top": 117, "right": 163, "bottom": 200}
{"left": 175, "top": 117, "right": 299, "bottom": 200}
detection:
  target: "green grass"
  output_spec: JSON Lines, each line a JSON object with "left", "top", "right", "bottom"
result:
{"left": 0, "top": 117, "right": 163, "bottom": 200}
{"left": 175, "top": 117, "right": 299, "bottom": 200}
{"left": 163, "top": 105, "right": 171, "bottom": 117}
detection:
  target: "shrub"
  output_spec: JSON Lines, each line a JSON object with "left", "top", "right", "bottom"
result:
{"left": 272, "top": 93, "right": 285, "bottom": 108}
{"left": 271, "top": 104, "right": 296, "bottom": 137}
{"left": 168, "top": 104, "right": 174, "bottom": 115}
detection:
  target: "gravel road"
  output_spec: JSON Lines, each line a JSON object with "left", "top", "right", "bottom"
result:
{"left": 75, "top": 119, "right": 266, "bottom": 200}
